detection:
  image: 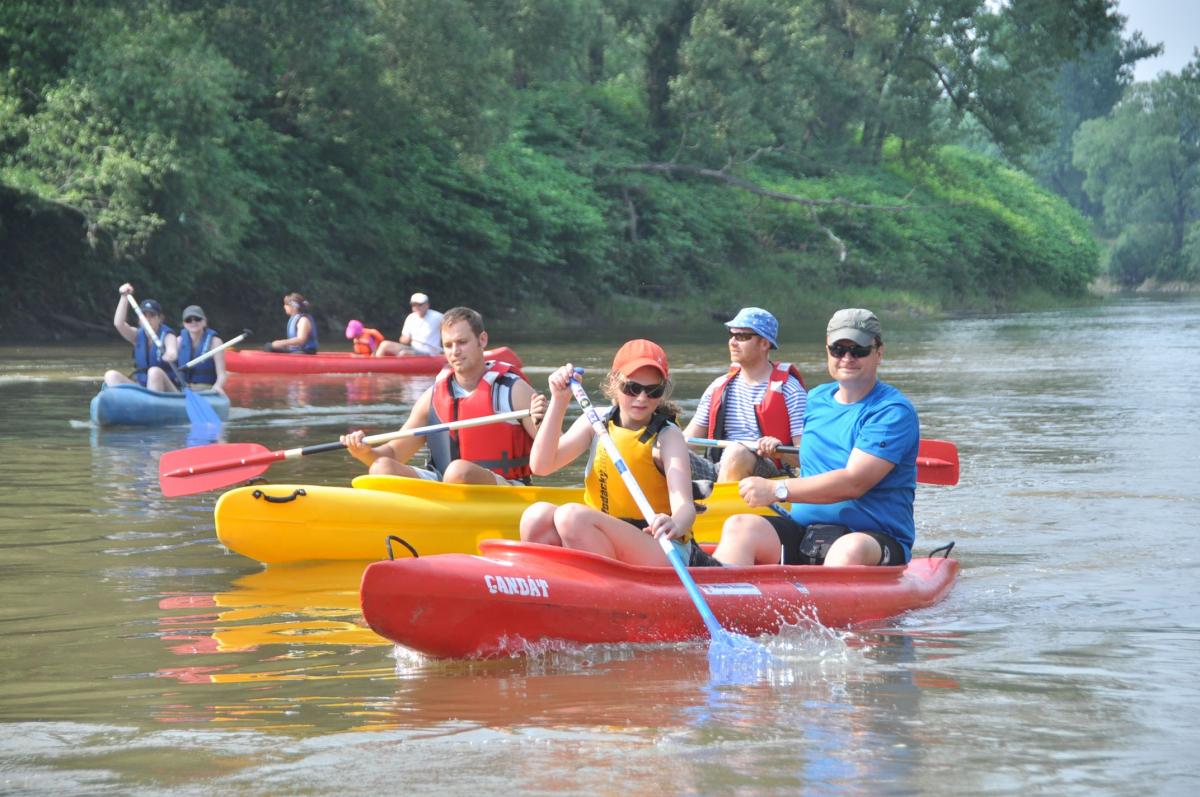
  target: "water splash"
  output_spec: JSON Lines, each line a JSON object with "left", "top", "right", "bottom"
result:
{"left": 707, "top": 630, "right": 775, "bottom": 686}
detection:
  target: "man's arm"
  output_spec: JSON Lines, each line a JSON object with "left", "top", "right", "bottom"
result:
{"left": 741, "top": 448, "right": 895, "bottom": 507}
{"left": 508, "top": 378, "right": 545, "bottom": 439}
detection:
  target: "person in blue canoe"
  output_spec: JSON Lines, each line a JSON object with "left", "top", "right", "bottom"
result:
{"left": 266, "top": 292, "right": 318, "bottom": 353}
{"left": 169, "top": 304, "right": 228, "bottom": 394}
{"left": 103, "top": 282, "right": 180, "bottom": 391}
{"left": 712, "top": 308, "right": 920, "bottom": 568}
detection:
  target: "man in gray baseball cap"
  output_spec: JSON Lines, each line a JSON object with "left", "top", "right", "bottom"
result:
{"left": 826, "top": 308, "right": 881, "bottom": 347}
{"left": 711, "top": 307, "right": 921, "bottom": 571}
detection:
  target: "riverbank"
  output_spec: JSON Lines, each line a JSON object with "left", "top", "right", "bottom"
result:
{"left": 2, "top": 283, "right": 1118, "bottom": 346}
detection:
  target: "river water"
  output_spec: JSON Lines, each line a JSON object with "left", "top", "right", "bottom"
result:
{"left": 0, "top": 298, "right": 1196, "bottom": 796}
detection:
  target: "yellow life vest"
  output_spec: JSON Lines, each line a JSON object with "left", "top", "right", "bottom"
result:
{"left": 584, "top": 408, "right": 674, "bottom": 520}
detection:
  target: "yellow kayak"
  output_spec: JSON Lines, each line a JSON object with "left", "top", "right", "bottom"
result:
{"left": 213, "top": 475, "right": 768, "bottom": 565}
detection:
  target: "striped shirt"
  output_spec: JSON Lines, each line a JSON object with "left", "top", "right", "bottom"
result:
{"left": 690, "top": 370, "right": 806, "bottom": 442}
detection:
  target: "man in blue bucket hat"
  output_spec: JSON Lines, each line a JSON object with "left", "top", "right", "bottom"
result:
{"left": 683, "top": 307, "right": 808, "bottom": 482}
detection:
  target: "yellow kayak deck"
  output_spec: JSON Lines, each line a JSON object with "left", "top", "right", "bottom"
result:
{"left": 214, "top": 475, "right": 769, "bottom": 565}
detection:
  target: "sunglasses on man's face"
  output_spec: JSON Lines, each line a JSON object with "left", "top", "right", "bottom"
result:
{"left": 827, "top": 343, "right": 875, "bottom": 359}
{"left": 619, "top": 379, "right": 667, "bottom": 399}
{"left": 183, "top": 316, "right": 203, "bottom": 323}
{"left": 728, "top": 331, "right": 757, "bottom": 342}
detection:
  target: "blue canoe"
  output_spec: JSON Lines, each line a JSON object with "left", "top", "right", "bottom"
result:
{"left": 89, "top": 383, "right": 231, "bottom": 427}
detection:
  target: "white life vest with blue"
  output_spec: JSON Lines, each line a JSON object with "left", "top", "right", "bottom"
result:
{"left": 178, "top": 328, "right": 219, "bottom": 385}
{"left": 132, "top": 326, "right": 178, "bottom": 387}
{"left": 286, "top": 313, "right": 318, "bottom": 353}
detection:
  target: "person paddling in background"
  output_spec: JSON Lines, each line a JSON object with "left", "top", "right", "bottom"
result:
{"left": 375, "top": 292, "right": 443, "bottom": 357}
{"left": 340, "top": 306, "right": 546, "bottom": 485}
{"left": 712, "top": 309, "right": 919, "bottom": 568}
{"left": 266, "top": 292, "right": 318, "bottom": 353}
{"left": 519, "top": 340, "right": 721, "bottom": 568}
{"left": 172, "top": 305, "right": 227, "bottom": 394}
{"left": 683, "top": 307, "right": 807, "bottom": 482}
{"left": 103, "top": 283, "right": 179, "bottom": 392}
{"left": 345, "top": 319, "right": 385, "bottom": 355}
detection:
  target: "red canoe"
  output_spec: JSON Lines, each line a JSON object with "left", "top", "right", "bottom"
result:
{"left": 225, "top": 346, "right": 522, "bottom": 374}
{"left": 360, "top": 540, "right": 959, "bottom": 659}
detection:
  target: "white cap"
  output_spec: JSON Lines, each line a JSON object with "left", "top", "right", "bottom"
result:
{"left": 410, "top": 292, "right": 429, "bottom": 305}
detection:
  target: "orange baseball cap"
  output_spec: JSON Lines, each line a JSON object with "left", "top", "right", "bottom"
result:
{"left": 611, "top": 339, "right": 669, "bottom": 379}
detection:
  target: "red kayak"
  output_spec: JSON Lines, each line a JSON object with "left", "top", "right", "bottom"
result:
{"left": 360, "top": 540, "right": 959, "bottom": 659}
{"left": 225, "top": 346, "right": 522, "bottom": 374}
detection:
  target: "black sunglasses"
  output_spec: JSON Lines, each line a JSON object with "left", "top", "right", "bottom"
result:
{"left": 729, "top": 331, "right": 757, "bottom": 342}
{"left": 620, "top": 378, "right": 667, "bottom": 399}
{"left": 827, "top": 343, "right": 875, "bottom": 359}
{"left": 183, "top": 316, "right": 203, "bottom": 323}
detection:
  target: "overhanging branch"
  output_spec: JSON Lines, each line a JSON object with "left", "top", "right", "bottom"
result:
{"left": 620, "top": 162, "right": 932, "bottom": 211}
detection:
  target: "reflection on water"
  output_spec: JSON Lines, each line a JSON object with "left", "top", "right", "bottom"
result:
{"left": 224, "top": 372, "right": 433, "bottom": 410}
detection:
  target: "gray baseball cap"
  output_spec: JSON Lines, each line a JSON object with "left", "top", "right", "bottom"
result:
{"left": 826, "top": 308, "right": 881, "bottom": 346}
{"left": 181, "top": 305, "right": 206, "bottom": 321}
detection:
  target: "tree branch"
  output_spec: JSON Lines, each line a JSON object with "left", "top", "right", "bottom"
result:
{"left": 620, "top": 162, "right": 934, "bottom": 211}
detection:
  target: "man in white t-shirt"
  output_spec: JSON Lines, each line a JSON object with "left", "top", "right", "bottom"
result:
{"left": 683, "top": 307, "right": 807, "bottom": 482}
{"left": 375, "top": 292, "right": 445, "bottom": 357}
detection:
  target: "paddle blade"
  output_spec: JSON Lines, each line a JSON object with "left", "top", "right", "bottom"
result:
{"left": 183, "top": 387, "right": 223, "bottom": 427}
{"left": 159, "top": 442, "right": 272, "bottom": 497}
{"left": 708, "top": 629, "right": 774, "bottom": 685}
{"left": 917, "top": 439, "right": 959, "bottom": 486}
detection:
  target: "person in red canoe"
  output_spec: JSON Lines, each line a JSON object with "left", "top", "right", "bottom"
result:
{"left": 340, "top": 307, "right": 546, "bottom": 485}
{"left": 345, "top": 319, "right": 385, "bottom": 355}
{"left": 713, "top": 309, "right": 920, "bottom": 568}
{"left": 103, "top": 283, "right": 180, "bottom": 392}
{"left": 375, "top": 292, "right": 444, "bottom": 357}
{"left": 518, "top": 340, "right": 721, "bottom": 568}
{"left": 266, "top": 292, "right": 318, "bottom": 353}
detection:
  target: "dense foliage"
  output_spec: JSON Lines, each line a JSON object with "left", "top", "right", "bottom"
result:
{"left": 1073, "top": 58, "right": 1200, "bottom": 287}
{"left": 0, "top": 0, "right": 1120, "bottom": 337}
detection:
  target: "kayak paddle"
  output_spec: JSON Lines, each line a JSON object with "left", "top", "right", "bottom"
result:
{"left": 128, "top": 293, "right": 223, "bottom": 427}
{"left": 183, "top": 329, "right": 251, "bottom": 369}
{"left": 686, "top": 437, "right": 960, "bottom": 486}
{"left": 159, "top": 408, "right": 532, "bottom": 497}
{"left": 568, "top": 369, "right": 773, "bottom": 676}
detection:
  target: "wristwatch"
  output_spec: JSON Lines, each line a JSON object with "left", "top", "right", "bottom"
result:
{"left": 773, "top": 481, "right": 789, "bottom": 501}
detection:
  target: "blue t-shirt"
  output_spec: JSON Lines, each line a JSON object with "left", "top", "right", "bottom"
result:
{"left": 789, "top": 380, "right": 919, "bottom": 559}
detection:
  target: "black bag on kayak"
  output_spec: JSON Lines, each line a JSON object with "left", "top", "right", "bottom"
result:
{"left": 795, "top": 523, "right": 851, "bottom": 565}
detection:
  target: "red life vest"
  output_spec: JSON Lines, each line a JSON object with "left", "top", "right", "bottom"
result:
{"left": 706, "top": 362, "right": 806, "bottom": 456}
{"left": 430, "top": 360, "right": 532, "bottom": 481}
{"left": 351, "top": 328, "right": 385, "bottom": 355}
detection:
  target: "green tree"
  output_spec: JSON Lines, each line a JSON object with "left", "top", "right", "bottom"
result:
{"left": 1027, "top": 20, "right": 1160, "bottom": 215}
{"left": 1074, "top": 57, "right": 1200, "bottom": 284}
{"left": 2, "top": 7, "right": 250, "bottom": 262}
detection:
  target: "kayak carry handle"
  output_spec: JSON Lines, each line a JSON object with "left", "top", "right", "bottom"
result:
{"left": 928, "top": 541, "right": 956, "bottom": 559}
{"left": 252, "top": 488, "right": 307, "bottom": 504}
{"left": 386, "top": 535, "right": 419, "bottom": 560}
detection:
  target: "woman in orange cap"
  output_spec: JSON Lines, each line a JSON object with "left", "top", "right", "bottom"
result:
{"left": 519, "top": 339, "right": 719, "bottom": 567}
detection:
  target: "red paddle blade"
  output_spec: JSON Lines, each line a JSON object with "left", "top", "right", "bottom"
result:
{"left": 917, "top": 439, "right": 959, "bottom": 486}
{"left": 159, "top": 442, "right": 273, "bottom": 497}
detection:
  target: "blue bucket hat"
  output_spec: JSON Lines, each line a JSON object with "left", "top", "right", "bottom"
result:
{"left": 725, "top": 307, "right": 779, "bottom": 349}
